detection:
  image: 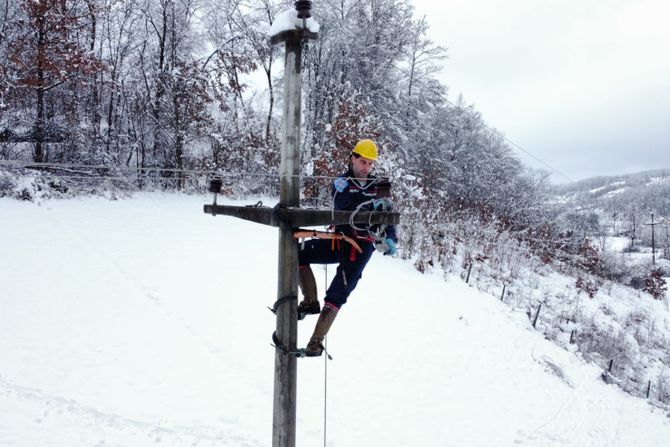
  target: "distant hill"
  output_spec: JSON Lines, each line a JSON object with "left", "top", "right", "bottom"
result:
{"left": 548, "top": 169, "right": 670, "bottom": 255}
{"left": 552, "top": 169, "right": 670, "bottom": 201}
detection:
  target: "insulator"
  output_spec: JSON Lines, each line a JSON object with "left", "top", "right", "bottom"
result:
{"left": 295, "top": 0, "right": 312, "bottom": 19}
{"left": 209, "top": 175, "right": 223, "bottom": 193}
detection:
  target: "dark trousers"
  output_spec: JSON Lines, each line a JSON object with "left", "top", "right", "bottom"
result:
{"left": 298, "top": 238, "right": 375, "bottom": 309}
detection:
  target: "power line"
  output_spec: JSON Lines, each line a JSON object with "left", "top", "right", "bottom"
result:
{"left": 3, "top": 99, "right": 566, "bottom": 185}
{"left": 0, "top": 160, "right": 422, "bottom": 182}
{"left": 0, "top": 160, "right": 238, "bottom": 176}
{"left": 443, "top": 97, "right": 575, "bottom": 183}
{"left": 503, "top": 137, "right": 574, "bottom": 183}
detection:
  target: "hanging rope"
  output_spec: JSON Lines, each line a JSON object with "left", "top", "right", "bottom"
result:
{"left": 323, "top": 264, "right": 329, "bottom": 447}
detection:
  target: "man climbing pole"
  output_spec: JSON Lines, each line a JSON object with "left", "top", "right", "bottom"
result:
{"left": 298, "top": 139, "right": 398, "bottom": 356}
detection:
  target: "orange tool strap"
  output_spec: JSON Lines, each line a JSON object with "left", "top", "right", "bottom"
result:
{"left": 293, "top": 229, "right": 363, "bottom": 254}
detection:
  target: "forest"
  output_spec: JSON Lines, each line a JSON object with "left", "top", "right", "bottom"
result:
{"left": 0, "top": 0, "right": 551, "bottom": 258}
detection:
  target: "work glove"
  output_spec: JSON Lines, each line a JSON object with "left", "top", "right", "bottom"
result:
{"left": 371, "top": 198, "right": 391, "bottom": 211}
{"left": 384, "top": 238, "right": 397, "bottom": 256}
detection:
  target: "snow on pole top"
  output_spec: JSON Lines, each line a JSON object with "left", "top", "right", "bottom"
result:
{"left": 268, "top": 9, "right": 320, "bottom": 38}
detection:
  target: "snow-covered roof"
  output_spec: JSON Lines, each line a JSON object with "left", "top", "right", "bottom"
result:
{"left": 268, "top": 9, "right": 320, "bottom": 37}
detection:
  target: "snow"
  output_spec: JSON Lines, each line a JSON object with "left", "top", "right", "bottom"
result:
{"left": 606, "top": 236, "right": 630, "bottom": 252}
{"left": 1, "top": 193, "right": 670, "bottom": 446}
{"left": 605, "top": 188, "right": 627, "bottom": 196}
{"left": 268, "top": 9, "right": 320, "bottom": 37}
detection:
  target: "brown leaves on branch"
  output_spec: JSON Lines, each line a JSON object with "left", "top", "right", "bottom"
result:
{"left": 643, "top": 268, "right": 667, "bottom": 300}
{"left": 8, "top": 0, "right": 104, "bottom": 91}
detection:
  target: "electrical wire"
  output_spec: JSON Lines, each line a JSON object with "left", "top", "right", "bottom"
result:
{"left": 443, "top": 97, "right": 575, "bottom": 183}
{"left": 2, "top": 160, "right": 577, "bottom": 249}
{"left": 0, "top": 83, "right": 572, "bottom": 186}
{"left": 2, "top": 160, "right": 579, "bottom": 247}
{"left": 348, "top": 199, "right": 377, "bottom": 232}
{"left": 0, "top": 159, "right": 419, "bottom": 183}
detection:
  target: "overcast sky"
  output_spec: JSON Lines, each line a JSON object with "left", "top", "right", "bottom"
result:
{"left": 410, "top": 0, "right": 670, "bottom": 183}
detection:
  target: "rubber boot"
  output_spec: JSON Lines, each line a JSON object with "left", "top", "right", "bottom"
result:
{"left": 298, "top": 266, "right": 320, "bottom": 319}
{"left": 304, "top": 305, "right": 338, "bottom": 356}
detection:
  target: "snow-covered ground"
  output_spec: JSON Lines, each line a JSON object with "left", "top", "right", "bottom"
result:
{"left": 605, "top": 236, "right": 630, "bottom": 253}
{"left": 1, "top": 193, "right": 669, "bottom": 447}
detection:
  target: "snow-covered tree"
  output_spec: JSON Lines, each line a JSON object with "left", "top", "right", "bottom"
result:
{"left": 6, "top": 0, "right": 103, "bottom": 162}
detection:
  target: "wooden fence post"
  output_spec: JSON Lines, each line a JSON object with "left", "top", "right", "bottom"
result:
{"left": 532, "top": 303, "right": 542, "bottom": 328}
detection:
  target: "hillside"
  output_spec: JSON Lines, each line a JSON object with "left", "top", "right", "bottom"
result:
{"left": 1, "top": 193, "right": 670, "bottom": 446}
{"left": 552, "top": 169, "right": 670, "bottom": 214}
{"left": 549, "top": 169, "right": 670, "bottom": 283}
{"left": 553, "top": 169, "right": 670, "bottom": 198}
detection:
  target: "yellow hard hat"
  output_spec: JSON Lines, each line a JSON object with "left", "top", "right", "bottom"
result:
{"left": 352, "top": 139, "right": 378, "bottom": 160}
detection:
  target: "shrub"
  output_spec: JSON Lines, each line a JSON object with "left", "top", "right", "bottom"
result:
{"left": 643, "top": 268, "right": 667, "bottom": 300}
{"left": 576, "top": 276, "right": 599, "bottom": 298}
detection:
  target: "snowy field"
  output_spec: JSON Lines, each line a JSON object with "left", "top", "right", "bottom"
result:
{"left": 1, "top": 193, "right": 670, "bottom": 447}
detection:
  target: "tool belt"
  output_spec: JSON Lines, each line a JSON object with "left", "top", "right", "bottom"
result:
{"left": 293, "top": 228, "right": 373, "bottom": 261}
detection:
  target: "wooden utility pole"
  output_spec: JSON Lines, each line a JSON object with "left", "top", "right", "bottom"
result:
{"left": 663, "top": 221, "right": 670, "bottom": 260}
{"left": 204, "top": 4, "right": 399, "bottom": 446}
{"left": 271, "top": 6, "right": 312, "bottom": 446}
{"left": 645, "top": 212, "right": 659, "bottom": 266}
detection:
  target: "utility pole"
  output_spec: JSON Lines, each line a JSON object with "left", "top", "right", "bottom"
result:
{"left": 203, "top": 3, "right": 398, "bottom": 447}
{"left": 645, "top": 212, "right": 659, "bottom": 266}
{"left": 271, "top": 3, "right": 314, "bottom": 445}
{"left": 663, "top": 220, "right": 670, "bottom": 260}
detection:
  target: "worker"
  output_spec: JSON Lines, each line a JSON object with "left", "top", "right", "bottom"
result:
{"left": 298, "top": 139, "right": 397, "bottom": 356}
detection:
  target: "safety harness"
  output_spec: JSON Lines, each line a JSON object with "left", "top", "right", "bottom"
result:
{"left": 294, "top": 228, "right": 366, "bottom": 262}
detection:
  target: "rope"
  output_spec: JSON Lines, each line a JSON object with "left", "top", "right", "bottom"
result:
{"left": 323, "top": 264, "right": 329, "bottom": 447}
{"left": 348, "top": 198, "right": 377, "bottom": 232}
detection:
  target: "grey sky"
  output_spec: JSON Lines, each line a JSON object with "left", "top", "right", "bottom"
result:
{"left": 410, "top": 0, "right": 670, "bottom": 183}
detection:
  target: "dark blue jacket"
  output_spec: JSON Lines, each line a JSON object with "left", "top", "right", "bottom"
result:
{"left": 331, "top": 169, "right": 397, "bottom": 242}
